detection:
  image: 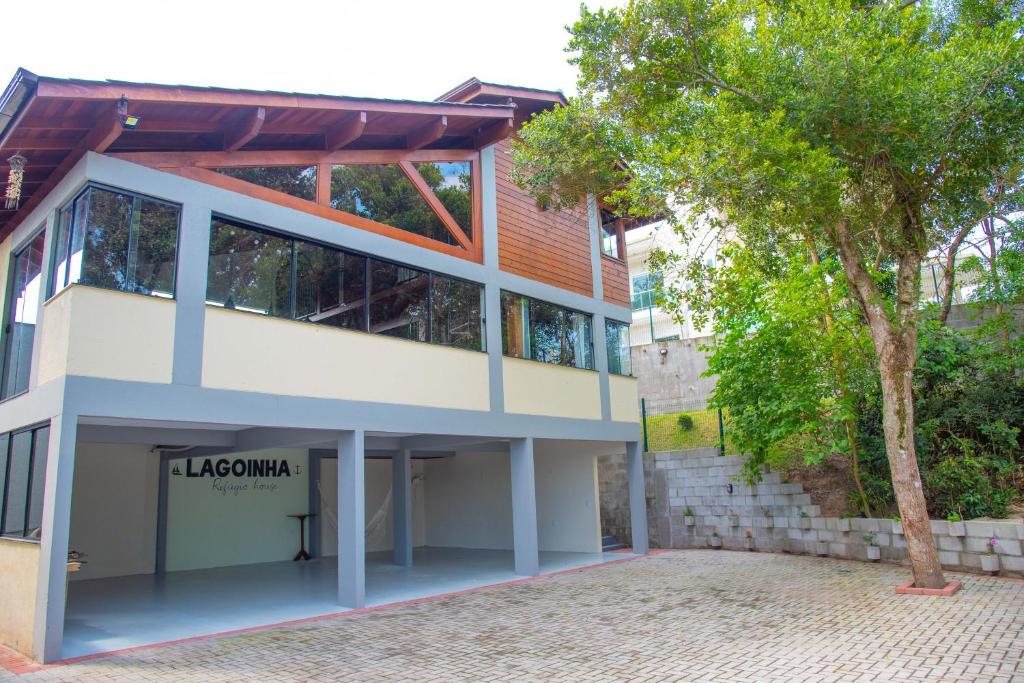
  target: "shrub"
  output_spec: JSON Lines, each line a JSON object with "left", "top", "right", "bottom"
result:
{"left": 677, "top": 414, "right": 695, "bottom": 431}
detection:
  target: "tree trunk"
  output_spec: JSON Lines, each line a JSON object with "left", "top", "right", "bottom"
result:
{"left": 875, "top": 328, "right": 947, "bottom": 589}
{"left": 830, "top": 219, "right": 946, "bottom": 589}
{"left": 937, "top": 223, "right": 972, "bottom": 325}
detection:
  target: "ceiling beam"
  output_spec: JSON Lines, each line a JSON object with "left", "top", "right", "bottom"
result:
{"left": 406, "top": 115, "right": 447, "bottom": 150}
{"left": 223, "top": 106, "right": 266, "bottom": 152}
{"left": 473, "top": 117, "right": 515, "bottom": 149}
{"left": 324, "top": 111, "right": 366, "bottom": 151}
{"left": 1, "top": 100, "right": 124, "bottom": 239}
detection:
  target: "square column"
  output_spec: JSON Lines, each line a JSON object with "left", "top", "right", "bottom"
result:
{"left": 33, "top": 413, "right": 78, "bottom": 663}
{"left": 626, "top": 440, "right": 649, "bottom": 555}
{"left": 392, "top": 449, "right": 413, "bottom": 567}
{"left": 338, "top": 430, "right": 365, "bottom": 609}
{"left": 509, "top": 437, "right": 539, "bottom": 576}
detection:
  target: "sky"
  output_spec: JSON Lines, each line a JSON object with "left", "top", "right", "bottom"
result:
{"left": 1, "top": 0, "right": 623, "bottom": 102}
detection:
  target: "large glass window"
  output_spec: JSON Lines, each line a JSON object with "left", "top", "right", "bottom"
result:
{"left": 600, "top": 209, "right": 623, "bottom": 259}
{"left": 2, "top": 230, "right": 46, "bottom": 400}
{"left": 500, "top": 291, "right": 594, "bottom": 369}
{"left": 294, "top": 242, "right": 367, "bottom": 331}
{"left": 207, "top": 219, "right": 292, "bottom": 316}
{"left": 606, "top": 319, "right": 632, "bottom": 376}
{"left": 0, "top": 423, "right": 50, "bottom": 541}
{"left": 413, "top": 162, "right": 472, "bottom": 232}
{"left": 50, "top": 186, "right": 180, "bottom": 299}
{"left": 206, "top": 218, "right": 484, "bottom": 351}
{"left": 630, "top": 271, "right": 663, "bottom": 310}
{"left": 369, "top": 260, "right": 429, "bottom": 341}
{"left": 214, "top": 166, "right": 317, "bottom": 202}
{"left": 431, "top": 274, "right": 484, "bottom": 350}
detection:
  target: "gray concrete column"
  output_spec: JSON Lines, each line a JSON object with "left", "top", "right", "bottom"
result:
{"left": 33, "top": 412, "right": 77, "bottom": 663}
{"left": 586, "top": 195, "right": 612, "bottom": 420}
{"left": 480, "top": 146, "right": 505, "bottom": 413}
{"left": 627, "top": 440, "right": 649, "bottom": 555}
{"left": 509, "top": 437, "right": 539, "bottom": 576}
{"left": 392, "top": 449, "right": 413, "bottom": 567}
{"left": 337, "top": 430, "right": 365, "bottom": 608}
{"left": 171, "top": 203, "right": 212, "bottom": 386}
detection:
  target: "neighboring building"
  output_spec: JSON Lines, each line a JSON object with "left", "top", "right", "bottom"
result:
{"left": 0, "top": 71, "right": 649, "bottom": 663}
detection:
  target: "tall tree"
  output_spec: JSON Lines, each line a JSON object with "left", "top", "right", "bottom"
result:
{"left": 511, "top": 0, "right": 1024, "bottom": 588}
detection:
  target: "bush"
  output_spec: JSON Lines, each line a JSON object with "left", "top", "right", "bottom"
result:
{"left": 677, "top": 414, "right": 695, "bottom": 431}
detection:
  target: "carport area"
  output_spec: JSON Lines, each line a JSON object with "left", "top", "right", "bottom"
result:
{"left": 61, "top": 419, "right": 640, "bottom": 659}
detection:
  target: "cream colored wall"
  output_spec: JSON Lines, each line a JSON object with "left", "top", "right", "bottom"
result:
{"left": 202, "top": 307, "right": 490, "bottom": 410}
{"left": 609, "top": 375, "right": 640, "bottom": 422}
{"left": 502, "top": 358, "right": 601, "bottom": 420}
{"left": 37, "top": 286, "right": 175, "bottom": 385}
{"left": 0, "top": 539, "right": 40, "bottom": 657}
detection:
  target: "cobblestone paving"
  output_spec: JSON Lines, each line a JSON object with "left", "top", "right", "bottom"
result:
{"left": 4, "top": 551, "right": 1023, "bottom": 682}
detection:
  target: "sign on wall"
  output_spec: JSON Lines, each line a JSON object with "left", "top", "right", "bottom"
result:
{"left": 166, "top": 449, "right": 309, "bottom": 572}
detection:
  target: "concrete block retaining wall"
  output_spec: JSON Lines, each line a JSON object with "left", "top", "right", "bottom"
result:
{"left": 599, "top": 447, "right": 1024, "bottom": 577}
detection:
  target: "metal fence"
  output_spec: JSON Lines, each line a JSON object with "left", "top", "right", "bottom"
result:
{"left": 640, "top": 396, "right": 737, "bottom": 455}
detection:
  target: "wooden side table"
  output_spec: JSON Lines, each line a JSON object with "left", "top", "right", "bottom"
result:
{"left": 288, "top": 513, "right": 316, "bottom": 561}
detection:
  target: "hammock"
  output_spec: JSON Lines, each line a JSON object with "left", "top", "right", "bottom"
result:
{"left": 317, "top": 473, "right": 422, "bottom": 547}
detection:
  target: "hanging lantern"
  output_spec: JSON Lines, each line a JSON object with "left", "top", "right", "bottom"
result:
{"left": 4, "top": 152, "right": 27, "bottom": 210}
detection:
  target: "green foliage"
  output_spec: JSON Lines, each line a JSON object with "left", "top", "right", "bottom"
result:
{"left": 856, "top": 320, "right": 1023, "bottom": 518}
{"left": 677, "top": 414, "right": 695, "bottom": 431}
{"left": 645, "top": 408, "right": 735, "bottom": 451}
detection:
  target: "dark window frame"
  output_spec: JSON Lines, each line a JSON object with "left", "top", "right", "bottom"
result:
{"left": 0, "top": 421, "right": 50, "bottom": 543}
{"left": 206, "top": 215, "right": 486, "bottom": 353}
{"left": 499, "top": 289, "right": 596, "bottom": 371}
{"left": 47, "top": 182, "right": 182, "bottom": 301}
{"left": 605, "top": 318, "right": 633, "bottom": 376}
{"left": 0, "top": 226, "right": 47, "bottom": 402}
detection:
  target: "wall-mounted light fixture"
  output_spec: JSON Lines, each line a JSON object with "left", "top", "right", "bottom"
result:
{"left": 118, "top": 95, "right": 142, "bottom": 129}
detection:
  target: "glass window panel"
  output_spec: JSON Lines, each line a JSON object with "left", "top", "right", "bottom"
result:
{"left": 330, "top": 164, "right": 453, "bottom": 245}
{"left": 130, "top": 198, "right": 179, "bottom": 296}
{"left": 294, "top": 242, "right": 367, "bottom": 331}
{"left": 215, "top": 166, "right": 317, "bottom": 202}
{"left": 206, "top": 220, "right": 292, "bottom": 317}
{"left": 431, "top": 275, "right": 483, "bottom": 351}
{"left": 1, "top": 430, "right": 32, "bottom": 537}
{"left": 50, "top": 206, "right": 73, "bottom": 297}
{"left": 606, "top": 320, "right": 632, "bottom": 376}
{"left": 2, "top": 231, "right": 46, "bottom": 399}
{"left": 79, "top": 188, "right": 134, "bottom": 290}
{"left": 565, "top": 310, "right": 594, "bottom": 369}
{"left": 26, "top": 426, "right": 48, "bottom": 540}
{"left": 66, "top": 191, "right": 90, "bottom": 292}
{"left": 369, "top": 260, "right": 429, "bottom": 341}
{"left": 530, "top": 300, "right": 568, "bottom": 365}
{"left": 413, "top": 162, "right": 472, "bottom": 235}
{"left": 501, "top": 291, "right": 529, "bottom": 358}
{"left": 0, "top": 433, "right": 9, "bottom": 529}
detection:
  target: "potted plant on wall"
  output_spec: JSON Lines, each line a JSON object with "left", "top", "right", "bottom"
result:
{"left": 864, "top": 533, "right": 881, "bottom": 562}
{"left": 684, "top": 506, "right": 696, "bottom": 527}
{"left": 743, "top": 530, "right": 755, "bottom": 551}
{"left": 981, "top": 537, "right": 1000, "bottom": 574}
{"left": 947, "top": 512, "right": 966, "bottom": 537}
{"left": 709, "top": 531, "right": 723, "bottom": 549}
{"left": 799, "top": 510, "right": 812, "bottom": 530}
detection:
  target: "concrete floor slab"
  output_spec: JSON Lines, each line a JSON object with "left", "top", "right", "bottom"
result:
{"left": 61, "top": 547, "right": 616, "bottom": 659}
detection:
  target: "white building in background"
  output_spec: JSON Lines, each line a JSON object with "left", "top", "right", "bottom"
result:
{"left": 624, "top": 220, "right": 722, "bottom": 347}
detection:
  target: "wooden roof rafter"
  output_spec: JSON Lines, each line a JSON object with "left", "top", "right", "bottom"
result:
{"left": 223, "top": 106, "right": 265, "bottom": 151}
{"left": 397, "top": 160, "right": 472, "bottom": 251}
{"left": 324, "top": 111, "right": 366, "bottom": 151}
{"left": 406, "top": 116, "right": 447, "bottom": 151}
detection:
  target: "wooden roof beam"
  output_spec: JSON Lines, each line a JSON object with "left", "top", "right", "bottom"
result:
{"left": 324, "top": 111, "right": 366, "bottom": 151}
{"left": 223, "top": 106, "right": 266, "bottom": 152}
{"left": 473, "top": 117, "right": 514, "bottom": 149}
{"left": 406, "top": 116, "right": 447, "bottom": 150}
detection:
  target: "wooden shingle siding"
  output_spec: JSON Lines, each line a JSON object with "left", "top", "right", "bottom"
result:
{"left": 601, "top": 255, "right": 630, "bottom": 308}
{"left": 494, "top": 141, "right": 594, "bottom": 297}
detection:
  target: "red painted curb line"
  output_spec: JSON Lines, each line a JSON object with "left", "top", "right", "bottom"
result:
{"left": 0, "top": 552, "right": 656, "bottom": 675}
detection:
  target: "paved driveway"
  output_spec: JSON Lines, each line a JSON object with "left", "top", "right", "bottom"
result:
{"left": 4, "top": 551, "right": 1023, "bottom": 682}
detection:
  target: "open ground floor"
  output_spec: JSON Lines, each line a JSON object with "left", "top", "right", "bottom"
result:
{"left": 2, "top": 550, "right": 1022, "bottom": 682}
{"left": 0, "top": 413, "right": 648, "bottom": 663}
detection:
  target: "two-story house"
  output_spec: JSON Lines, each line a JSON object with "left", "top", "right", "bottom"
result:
{"left": 0, "top": 71, "right": 649, "bottom": 663}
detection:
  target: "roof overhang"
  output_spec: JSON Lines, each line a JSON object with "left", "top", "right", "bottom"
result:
{"left": 0, "top": 72, "right": 518, "bottom": 239}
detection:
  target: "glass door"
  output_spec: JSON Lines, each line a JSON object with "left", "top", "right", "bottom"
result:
{"left": 1, "top": 230, "right": 46, "bottom": 399}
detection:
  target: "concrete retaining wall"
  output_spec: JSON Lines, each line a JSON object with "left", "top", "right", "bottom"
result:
{"left": 600, "top": 447, "right": 1024, "bottom": 577}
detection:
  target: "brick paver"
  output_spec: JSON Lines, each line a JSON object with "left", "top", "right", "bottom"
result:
{"left": 4, "top": 551, "right": 1023, "bottom": 682}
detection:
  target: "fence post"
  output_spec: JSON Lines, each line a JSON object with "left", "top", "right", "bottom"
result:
{"left": 717, "top": 407, "right": 725, "bottom": 457}
{"left": 641, "top": 398, "right": 649, "bottom": 453}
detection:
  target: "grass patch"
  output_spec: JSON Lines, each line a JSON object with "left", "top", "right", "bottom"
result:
{"left": 644, "top": 408, "right": 738, "bottom": 453}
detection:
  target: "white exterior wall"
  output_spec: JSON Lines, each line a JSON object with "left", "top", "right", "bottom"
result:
{"left": 68, "top": 443, "right": 160, "bottom": 581}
